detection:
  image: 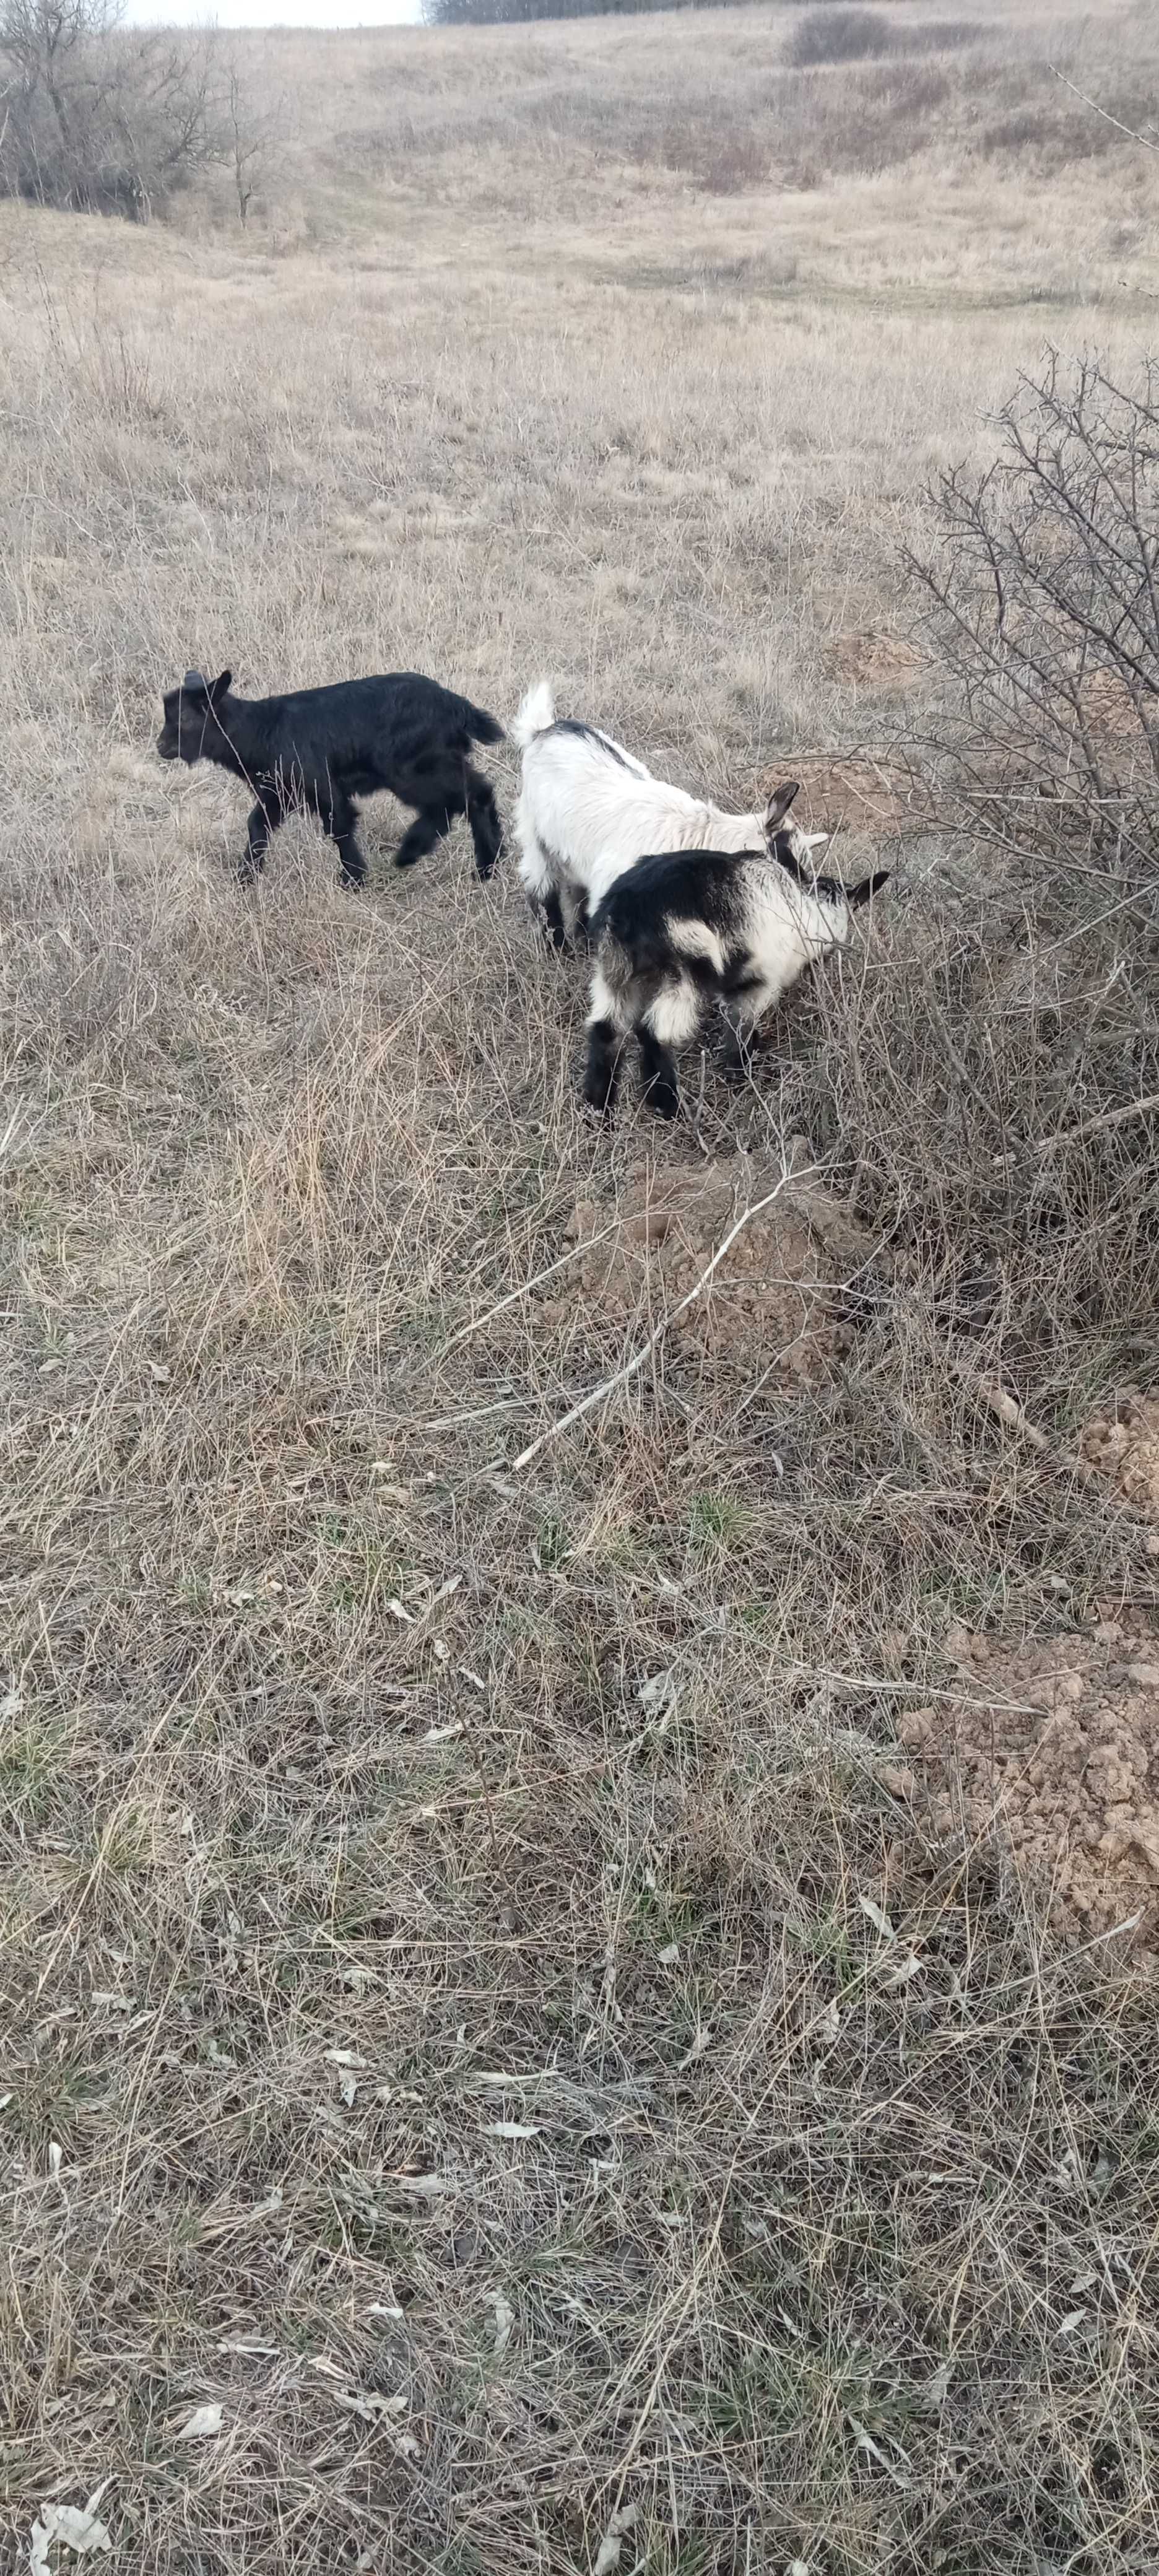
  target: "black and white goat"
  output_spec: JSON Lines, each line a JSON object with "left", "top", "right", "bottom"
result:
{"left": 511, "top": 679, "right": 829, "bottom": 944}
{"left": 583, "top": 783, "right": 890, "bottom": 1119}
{"left": 157, "top": 667, "right": 505, "bottom": 888}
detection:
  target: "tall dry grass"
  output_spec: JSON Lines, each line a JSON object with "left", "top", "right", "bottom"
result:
{"left": 2, "top": 4, "right": 1158, "bottom": 2570}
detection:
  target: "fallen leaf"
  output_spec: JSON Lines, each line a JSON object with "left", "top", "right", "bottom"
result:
{"left": 148, "top": 1360, "right": 170, "bottom": 1384}
{"left": 324, "top": 2049, "right": 367, "bottom": 2070}
{"left": 492, "top": 2294, "right": 514, "bottom": 2356}
{"left": 677, "top": 2026, "right": 710, "bottom": 2071}
{"left": 593, "top": 2502, "right": 639, "bottom": 2575}
{"left": 1056, "top": 2308, "right": 1087, "bottom": 2337}
{"left": 846, "top": 2413, "right": 912, "bottom": 2489}
{"left": 638, "top": 1669, "right": 676, "bottom": 1717}
{"left": 176, "top": 2404, "right": 222, "bottom": 2440}
{"left": 857, "top": 1896, "right": 895, "bottom": 1941}
{"left": 658, "top": 1943, "right": 680, "bottom": 1965}
{"left": 367, "top": 2302, "right": 404, "bottom": 2320}
{"left": 422, "top": 1721, "right": 462, "bottom": 1744}
{"left": 922, "top": 2359, "right": 952, "bottom": 2410}
{"left": 485, "top": 2121, "right": 540, "bottom": 2139}
{"left": 334, "top": 2388, "right": 407, "bottom": 2424}
{"left": 28, "top": 2487, "right": 113, "bottom": 2565}
{"left": 386, "top": 1598, "right": 414, "bottom": 1624}
{"left": 216, "top": 2338, "right": 278, "bottom": 2356}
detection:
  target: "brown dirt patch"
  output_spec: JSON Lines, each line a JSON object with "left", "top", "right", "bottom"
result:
{"left": 758, "top": 751, "right": 911, "bottom": 837}
{"left": 546, "top": 1146, "right": 872, "bottom": 1381}
{"left": 898, "top": 1619, "right": 1159, "bottom": 1957}
{"left": 825, "top": 627, "right": 924, "bottom": 690}
{"left": 1081, "top": 1390, "right": 1159, "bottom": 1525}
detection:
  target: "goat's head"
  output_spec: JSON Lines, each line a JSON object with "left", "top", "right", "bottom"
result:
{"left": 763, "top": 781, "right": 890, "bottom": 936}
{"left": 157, "top": 667, "right": 233, "bottom": 764}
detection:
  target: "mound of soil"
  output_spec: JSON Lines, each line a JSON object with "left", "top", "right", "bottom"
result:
{"left": 548, "top": 1146, "right": 872, "bottom": 1382}
{"left": 758, "top": 751, "right": 910, "bottom": 839}
{"left": 825, "top": 628, "right": 924, "bottom": 691}
{"left": 898, "top": 1621, "right": 1159, "bottom": 1957}
{"left": 1081, "top": 1391, "right": 1159, "bottom": 1524}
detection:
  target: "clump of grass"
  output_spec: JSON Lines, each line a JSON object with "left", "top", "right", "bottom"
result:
{"left": 786, "top": 5, "right": 895, "bottom": 69}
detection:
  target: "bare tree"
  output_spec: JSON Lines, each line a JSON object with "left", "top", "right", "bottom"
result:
{"left": 0, "top": 0, "right": 257, "bottom": 217}
{"left": 225, "top": 63, "right": 284, "bottom": 227}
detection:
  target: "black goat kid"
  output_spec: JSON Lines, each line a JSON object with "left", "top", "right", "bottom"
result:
{"left": 157, "top": 668, "right": 505, "bottom": 888}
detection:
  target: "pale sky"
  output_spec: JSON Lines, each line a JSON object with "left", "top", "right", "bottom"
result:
{"left": 123, "top": 0, "right": 422, "bottom": 22}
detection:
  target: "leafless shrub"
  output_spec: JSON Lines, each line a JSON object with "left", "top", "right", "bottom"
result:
{"left": 787, "top": 6, "right": 895, "bottom": 70}
{"left": 908, "top": 352, "right": 1159, "bottom": 898}
{"left": 659, "top": 118, "right": 769, "bottom": 193}
{"left": 0, "top": 0, "right": 264, "bottom": 217}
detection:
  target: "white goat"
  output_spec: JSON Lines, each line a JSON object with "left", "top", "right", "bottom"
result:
{"left": 511, "top": 679, "right": 830, "bottom": 944}
{"left": 583, "top": 785, "right": 891, "bottom": 1120}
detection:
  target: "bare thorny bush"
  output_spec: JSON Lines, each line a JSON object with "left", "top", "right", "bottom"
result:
{"left": 815, "top": 350, "right": 1159, "bottom": 1424}
{"left": 0, "top": 0, "right": 275, "bottom": 217}
{"left": 909, "top": 350, "right": 1159, "bottom": 893}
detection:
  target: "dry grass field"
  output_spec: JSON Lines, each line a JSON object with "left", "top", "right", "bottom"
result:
{"left": 3, "top": 2, "right": 1159, "bottom": 2569}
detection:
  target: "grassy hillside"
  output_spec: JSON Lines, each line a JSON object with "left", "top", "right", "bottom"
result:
{"left": 2, "top": 4, "right": 1158, "bottom": 2571}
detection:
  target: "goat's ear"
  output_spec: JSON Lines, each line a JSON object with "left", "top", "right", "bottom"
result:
{"left": 846, "top": 869, "right": 891, "bottom": 911}
{"left": 763, "top": 781, "right": 801, "bottom": 833}
{"left": 209, "top": 669, "right": 232, "bottom": 705}
{"left": 183, "top": 667, "right": 209, "bottom": 696}
{"left": 802, "top": 830, "right": 829, "bottom": 852}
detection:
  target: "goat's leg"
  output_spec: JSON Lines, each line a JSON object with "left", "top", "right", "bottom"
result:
{"left": 542, "top": 889, "right": 568, "bottom": 950}
{"left": 317, "top": 788, "right": 367, "bottom": 888}
{"left": 638, "top": 975, "right": 701, "bottom": 1119}
{"left": 517, "top": 824, "right": 570, "bottom": 949}
{"left": 393, "top": 802, "right": 456, "bottom": 872}
{"left": 464, "top": 765, "right": 503, "bottom": 881}
{"left": 240, "top": 789, "right": 285, "bottom": 886}
{"left": 582, "top": 968, "right": 627, "bottom": 1116}
{"left": 636, "top": 1026, "right": 680, "bottom": 1120}
{"left": 721, "top": 973, "right": 775, "bottom": 1084}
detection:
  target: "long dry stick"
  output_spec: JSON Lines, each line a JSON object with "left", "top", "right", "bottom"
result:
{"left": 1049, "top": 63, "right": 1159, "bottom": 157}
{"left": 513, "top": 1163, "right": 817, "bottom": 1473}
{"left": 992, "top": 1087, "right": 1159, "bottom": 1170}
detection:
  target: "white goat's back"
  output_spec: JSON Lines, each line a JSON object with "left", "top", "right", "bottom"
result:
{"left": 517, "top": 715, "right": 772, "bottom": 909}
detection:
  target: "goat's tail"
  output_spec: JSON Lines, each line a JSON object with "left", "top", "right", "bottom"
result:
{"left": 458, "top": 697, "right": 505, "bottom": 748}
{"left": 511, "top": 679, "right": 556, "bottom": 752}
